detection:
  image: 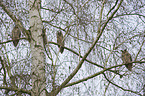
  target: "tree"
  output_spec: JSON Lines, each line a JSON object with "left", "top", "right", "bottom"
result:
{"left": 0, "top": 0, "right": 145, "bottom": 96}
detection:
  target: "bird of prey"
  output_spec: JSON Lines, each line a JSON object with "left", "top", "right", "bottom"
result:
{"left": 121, "top": 49, "right": 133, "bottom": 71}
{"left": 42, "top": 28, "right": 47, "bottom": 46}
{"left": 12, "top": 25, "right": 21, "bottom": 47}
{"left": 57, "top": 31, "right": 64, "bottom": 53}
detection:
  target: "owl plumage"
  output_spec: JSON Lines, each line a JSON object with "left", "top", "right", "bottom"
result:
{"left": 121, "top": 49, "right": 132, "bottom": 71}
{"left": 42, "top": 28, "right": 47, "bottom": 46}
{"left": 12, "top": 25, "right": 21, "bottom": 47}
{"left": 57, "top": 31, "right": 64, "bottom": 53}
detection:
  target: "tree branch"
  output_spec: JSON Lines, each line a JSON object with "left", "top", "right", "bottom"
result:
{"left": 64, "top": 61, "right": 145, "bottom": 87}
{"left": 0, "top": 1, "right": 31, "bottom": 41}
{"left": 103, "top": 73, "right": 142, "bottom": 96}
{"left": 0, "top": 86, "right": 31, "bottom": 95}
{"left": 52, "top": 0, "right": 124, "bottom": 95}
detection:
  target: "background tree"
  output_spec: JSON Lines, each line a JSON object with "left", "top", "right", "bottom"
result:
{"left": 0, "top": 0, "right": 145, "bottom": 96}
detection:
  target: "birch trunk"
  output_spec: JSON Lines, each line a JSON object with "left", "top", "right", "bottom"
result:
{"left": 29, "top": 0, "right": 46, "bottom": 95}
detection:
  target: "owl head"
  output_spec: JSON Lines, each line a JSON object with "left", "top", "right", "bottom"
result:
{"left": 57, "top": 31, "right": 62, "bottom": 36}
{"left": 121, "top": 49, "right": 127, "bottom": 53}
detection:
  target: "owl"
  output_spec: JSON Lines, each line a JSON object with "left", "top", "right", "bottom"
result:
{"left": 57, "top": 31, "right": 64, "bottom": 53}
{"left": 12, "top": 25, "right": 21, "bottom": 47}
{"left": 42, "top": 28, "right": 47, "bottom": 46}
{"left": 121, "top": 49, "right": 132, "bottom": 71}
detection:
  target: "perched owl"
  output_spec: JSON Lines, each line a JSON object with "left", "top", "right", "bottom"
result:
{"left": 12, "top": 25, "right": 21, "bottom": 47}
{"left": 57, "top": 31, "right": 64, "bottom": 53}
{"left": 121, "top": 49, "right": 132, "bottom": 71}
{"left": 42, "top": 28, "right": 47, "bottom": 46}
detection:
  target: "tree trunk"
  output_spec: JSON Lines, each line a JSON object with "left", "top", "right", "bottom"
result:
{"left": 29, "top": 0, "right": 46, "bottom": 95}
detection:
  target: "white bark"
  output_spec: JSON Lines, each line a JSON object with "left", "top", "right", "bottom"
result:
{"left": 29, "top": 0, "right": 46, "bottom": 95}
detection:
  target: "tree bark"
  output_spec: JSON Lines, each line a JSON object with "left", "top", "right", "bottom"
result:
{"left": 29, "top": 0, "right": 46, "bottom": 96}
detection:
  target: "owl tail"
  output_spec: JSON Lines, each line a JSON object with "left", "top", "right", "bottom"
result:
{"left": 125, "top": 63, "right": 132, "bottom": 71}
{"left": 13, "top": 40, "right": 19, "bottom": 47}
{"left": 60, "top": 46, "right": 64, "bottom": 53}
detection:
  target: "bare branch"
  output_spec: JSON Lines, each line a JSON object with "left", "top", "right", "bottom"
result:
{"left": 0, "top": 86, "right": 31, "bottom": 95}
{"left": 103, "top": 73, "right": 142, "bottom": 96}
